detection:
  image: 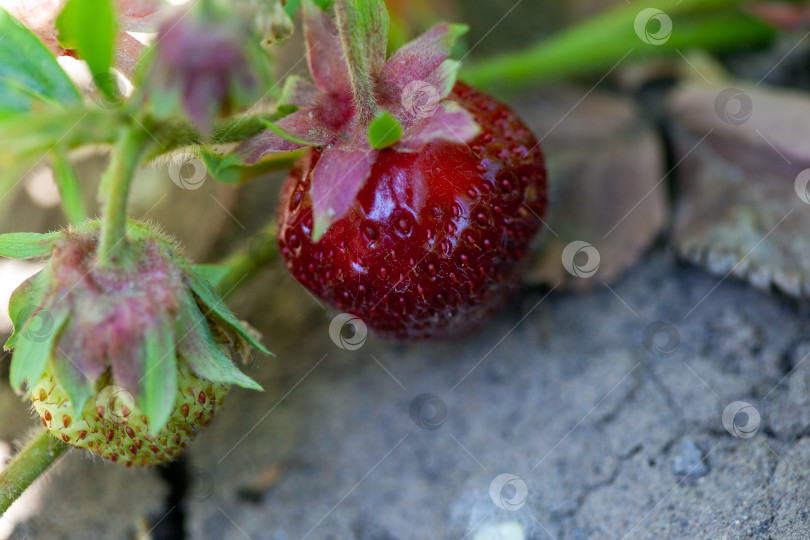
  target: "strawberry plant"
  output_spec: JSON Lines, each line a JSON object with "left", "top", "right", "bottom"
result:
{"left": 0, "top": 0, "right": 783, "bottom": 520}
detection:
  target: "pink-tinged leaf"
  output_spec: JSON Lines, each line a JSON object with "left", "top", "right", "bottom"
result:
{"left": 380, "top": 23, "right": 467, "bottom": 105}
{"left": 280, "top": 75, "right": 321, "bottom": 108}
{"left": 396, "top": 101, "right": 480, "bottom": 153}
{"left": 303, "top": 0, "right": 351, "bottom": 93}
{"left": 311, "top": 146, "right": 377, "bottom": 241}
{"left": 238, "top": 107, "right": 337, "bottom": 163}
{"left": 181, "top": 74, "right": 221, "bottom": 135}
{"left": 239, "top": 131, "right": 304, "bottom": 164}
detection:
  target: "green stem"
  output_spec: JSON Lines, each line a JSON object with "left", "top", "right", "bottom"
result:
{"left": 97, "top": 127, "right": 149, "bottom": 266}
{"left": 51, "top": 148, "right": 88, "bottom": 225}
{"left": 334, "top": 0, "right": 376, "bottom": 123}
{"left": 462, "top": 0, "right": 775, "bottom": 90}
{"left": 216, "top": 221, "right": 278, "bottom": 296}
{"left": 0, "top": 430, "right": 71, "bottom": 516}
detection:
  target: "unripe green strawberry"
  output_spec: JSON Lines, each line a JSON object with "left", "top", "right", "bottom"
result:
{"left": 31, "top": 362, "right": 228, "bottom": 466}
{"left": 1, "top": 220, "right": 268, "bottom": 465}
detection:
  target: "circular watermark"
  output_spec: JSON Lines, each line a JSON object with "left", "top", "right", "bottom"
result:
{"left": 89, "top": 72, "right": 128, "bottom": 109}
{"left": 329, "top": 313, "right": 367, "bottom": 350}
{"left": 169, "top": 153, "right": 207, "bottom": 190}
{"left": 722, "top": 401, "right": 761, "bottom": 439}
{"left": 642, "top": 321, "right": 681, "bottom": 358}
{"left": 401, "top": 80, "right": 441, "bottom": 119}
{"left": 634, "top": 8, "right": 673, "bottom": 45}
{"left": 409, "top": 393, "right": 447, "bottom": 431}
{"left": 714, "top": 88, "right": 754, "bottom": 126}
{"left": 489, "top": 474, "right": 528, "bottom": 511}
{"left": 795, "top": 169, "right": 810, "bottom": 205}
{"left": 188, "top": 466, "right": 215, "bottom": 502}
{"left": 23, "top": 309, "right": 55, "bottom": 343}
{"left": 561, "top": 241, "right": 600, "bottom": 278}
{"left": 95, "top": 385, "right": 135, "bottom": 424}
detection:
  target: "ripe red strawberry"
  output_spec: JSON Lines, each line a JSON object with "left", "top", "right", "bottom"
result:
{"left": 277, "top": 82, "right": 546, "bottom": 339}
{"left": 240, "top": 0, "right": 547, "bottom": 339}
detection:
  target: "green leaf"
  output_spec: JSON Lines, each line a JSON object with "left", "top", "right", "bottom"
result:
{"left": 176, "top": 295, "right": 262, "bottom": 391}
{"left": 0, "top": 231, "right": 61, "bottom": 259}
{"left": 188, "top": 269, "right": 270, "bottom": 355}
{"left": 0, "top": 8, "right": 81, "bottom": 117}
{"left": 368, "top": 111, "right": 402, "bottom": 149}
{"left": 56, "top": 0, "right": 117, "bottom": 99}
{"left": 9, "top": 307, "right": 69, "bottom": 393}
{"left": 139, "top": 315, "right": 178, "bottom": 434}
{"left": 4, "top": 270, "right": 49, "bottom": 351}
{"left": 52, "top": 148, "right": 88, "bottom": 225}
{"left": 193, "top": 264, "right": 231, "bottom": 288}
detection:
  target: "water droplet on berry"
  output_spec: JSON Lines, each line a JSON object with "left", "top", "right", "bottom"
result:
{"left": 398, "top": 217, "right": 411, "bottom": 235}
{"left": 363, "top": 224, "right": 378, "bottom": 242}
{"left": 290, "top": 190, "right": 304, "bottom": 210}
{"left": 288, "top": 233, "right": 301, "bottom": 249}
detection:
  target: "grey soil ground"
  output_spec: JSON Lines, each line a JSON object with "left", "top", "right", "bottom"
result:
{"left": 4, "top": 251, "right": 810, "bottom": 539}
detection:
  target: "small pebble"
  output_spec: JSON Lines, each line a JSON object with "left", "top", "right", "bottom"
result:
{"left": 672, "top": 439, "right": 709, "bottom": 479}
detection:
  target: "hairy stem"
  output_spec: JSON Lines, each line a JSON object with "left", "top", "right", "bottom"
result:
{"left": 334, "top": 0, "right": 377, "bottom": 123}
{"left": 0, "top": 431, "right": 71, "bottom": 516}
{"left": 217, "top": 221, "right": 278, "bottom": 297}
{"left": 97, "top": 127, "right": 148, "bottom": 266}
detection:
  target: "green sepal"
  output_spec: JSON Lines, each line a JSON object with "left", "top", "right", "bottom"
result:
{"left": 56, "top": 0, "right": 117, "bottom": 99}
{"left": 4, "top": 269, "right": 50, "bottom": 351}
{"left": 9, "top": 306, "right": 69, "bottom": 394}
{"left": 0, "top": 231, "right": 61, "bottom": 259}
{"left": 368, "top": 111, "right": 402, "bottom": 149}
{"left": 193, "top": 264, "right": 231, "bottom": 288}
{"left": 50, "top": 345, "right": 94, "bottom": 417}
{"left": 199, "top": 150, "right": 247, "bottom": 185}
{"left": 187, "top": 269, "right": 270, "bottom": 355}
{"left": 176, "top": 294, "right": 262, "bottom": 391}
{"left": 139, "top": 315, "right": 178, "bottom": 434}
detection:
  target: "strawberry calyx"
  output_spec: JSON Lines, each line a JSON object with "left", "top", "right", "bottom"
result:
{"left": 239, "top": 0, "right": 480, "bottom": 240}
{"left": 1, "top": 220, "right": 266, "bottom": 435}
